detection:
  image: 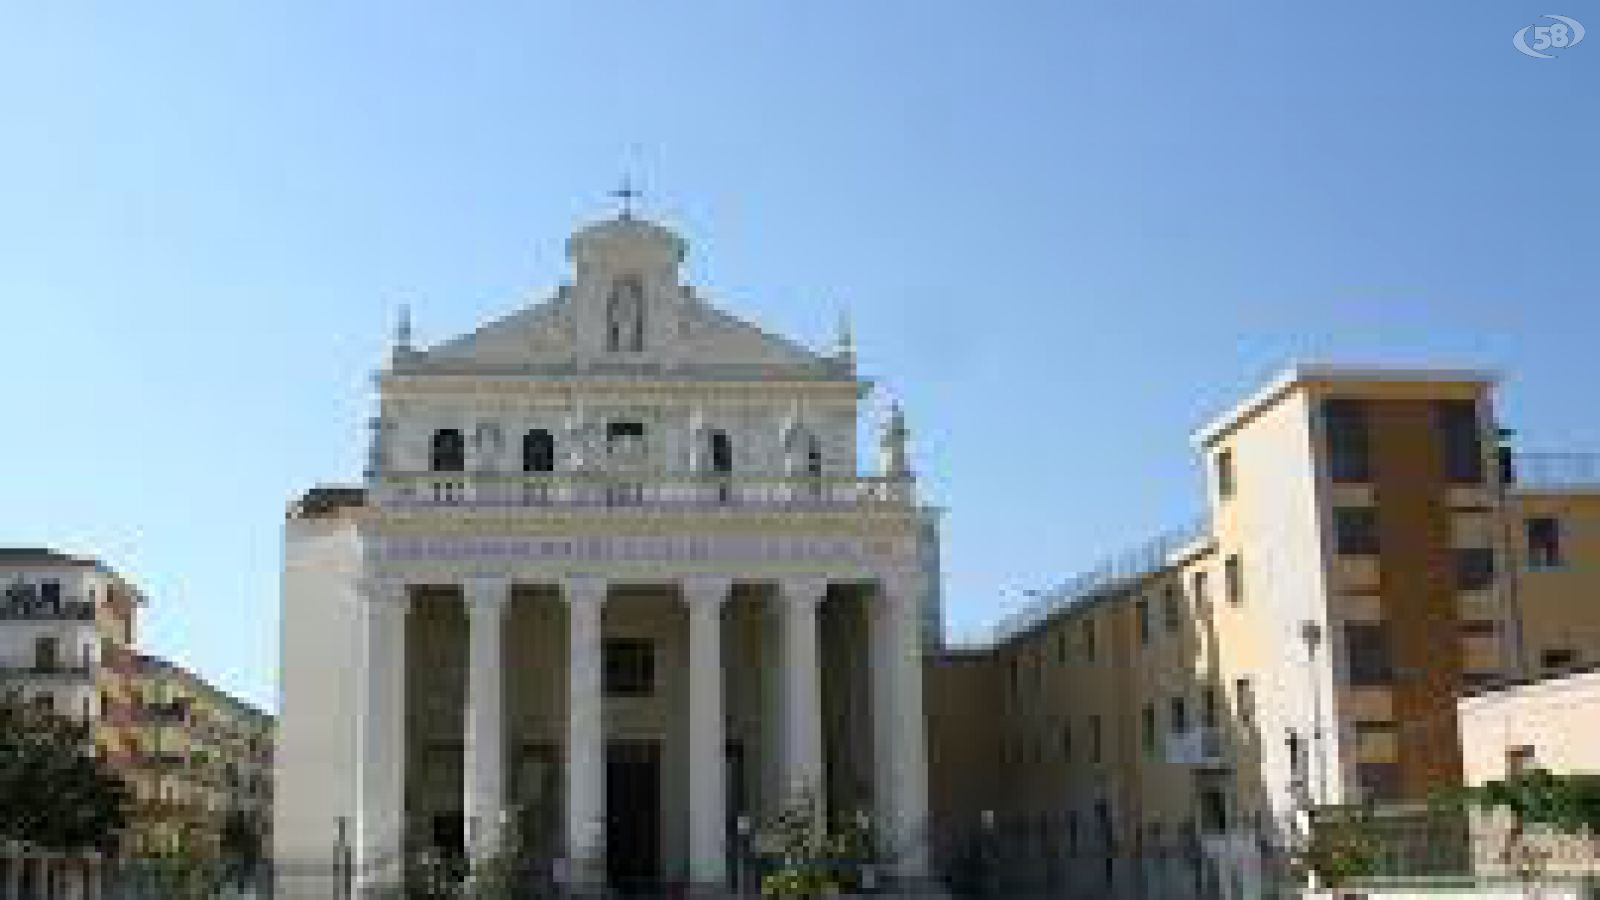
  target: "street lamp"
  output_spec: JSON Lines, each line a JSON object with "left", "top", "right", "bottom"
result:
{"left": 1299, "top": 620, "right": 1328, "bottom": 808}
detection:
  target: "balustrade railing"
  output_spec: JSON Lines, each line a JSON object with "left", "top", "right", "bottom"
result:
{"left": 1508, "top": 451, "right": 1600, "bottom": 488}
{"left": 376, "top": 471, "right": 916, "bottom": 510}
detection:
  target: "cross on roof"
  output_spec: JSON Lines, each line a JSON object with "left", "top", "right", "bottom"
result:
{"left": 610, "top": 177, "right": 641, "bottom": 218}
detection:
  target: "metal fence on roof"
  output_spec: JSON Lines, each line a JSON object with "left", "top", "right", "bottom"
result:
{"left": 973, "top": 517, "right": 1210, "bottom": 648}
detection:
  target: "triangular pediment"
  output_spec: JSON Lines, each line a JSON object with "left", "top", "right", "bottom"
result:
{"left": 397, "top": 215, "right": 849, "bottom": 379}
{"left": 406, "top": 290, "right": 838, "bottom": 376}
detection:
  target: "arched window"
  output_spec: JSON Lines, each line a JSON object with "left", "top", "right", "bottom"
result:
{"left": 709, "top": 430, "right": 733, "bottom": 474}
{"left": 523, "top": 429, "right": 556, "bottom": 473}
{"left": 430, "top": 428, "right": 466, "bottom": 472}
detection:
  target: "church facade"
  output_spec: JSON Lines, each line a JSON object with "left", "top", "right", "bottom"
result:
{"left": 273, "top": 213, "right": 940, "bottom": 896}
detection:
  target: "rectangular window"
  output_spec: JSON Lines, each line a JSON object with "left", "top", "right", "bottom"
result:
{"left": 1455, "top": 547, "right": 1496, "bottom": 592}
{"left": 33, "top": 637, "right": 59, "bottom": 672}
{"left": 1191, "top": 570, "right": 1209, "bottom": 609}
{"left": 1541, "top": 647, "right": 1577, "bottom": 672}
{"left": 1216, "top": 449, "right": 1236, "bottom": 500}
{"left": 1199, "top": 788, "right": 1228, "bottom": 833}
{"left": 1090, "top": 714, "right": 1103, "bottom": 763}
{"left": 1345, "top": 623, "right": 1394, "bottom": 686}
{"left": 1323, "top": 398, "right": 1372, "bottom": 483}
{"left": 39, "top": 580, "right": 61, "bottom": 606}
{"left": 1334, "top": 507, "right": 1381, "bottom": 556}
{"left": 1526, "top": 517, "right": 1563, "bottom": 569}
{"left": 1082, "top": 619, "right": 1097, "bottom": 663}
{"left": 1162, "top": 585, "right": 1182, "bottom": 633}
{"left": 1436, "top": 400, "right": 1485, "bottom": 484}
{"left": 1234, "top": 677, "right": 1255, "bottom": 727}
{"left": 1056, "top": 631, "right": 1069, "bottom": 664}
{"left": 1201, "top": 685, "right": 1220, "bottom": 728}
{"left": 1357, "top": 761, "right": 1401, "bottom": 802}
{"left": 1224, "top": 554, "right": 1244, "bottom": 605}
{"left": 1060, "top": 721, "right": 1073, "bottom": 761}
{"left": 602, "top": 639, "right": 655, "bottom": 697}
{"left": 1136, "top": 600, "right": 1151, "bottom": 646}
{"left": 1169, "top": 695, "right": 1188, "bottom": 734}
{"left": 1141, "top": 704, "right": 1157, "bottom": 755}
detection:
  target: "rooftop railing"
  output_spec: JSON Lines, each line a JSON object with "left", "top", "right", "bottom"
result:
{"left": 977, "top": 517, "right": 1211, "bottom": 647}
{"left": 375, "top": 471, "right": 917, "bottom": 511}
{"left": 1508, "top": 452, "right": 1600, "bottom": 489}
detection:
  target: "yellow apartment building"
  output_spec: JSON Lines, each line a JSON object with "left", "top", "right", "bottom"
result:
{"left": 124, "top": 653, "right": 275, "bottom": 857}
{"left": 928, "top": 365, "right": 1600, "bottom": 898}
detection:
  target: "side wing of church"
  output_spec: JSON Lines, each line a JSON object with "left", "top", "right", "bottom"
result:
{"left": 274, "top": 213, "right": 941, "bottom": 896}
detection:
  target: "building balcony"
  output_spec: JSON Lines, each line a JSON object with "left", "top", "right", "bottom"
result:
{"left": 0, "top": 599, "right": 95, "bottom": 621}
{"left": 1165, "top": 727, "right": 1228, "bottom": 767}
{"left": 0, "top": 662, "right": 93, "bottom": 680}
{"left": 373, "top": 471, "right": 917, "bottom": 512}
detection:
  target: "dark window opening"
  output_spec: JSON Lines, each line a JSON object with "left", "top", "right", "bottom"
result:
{"left": 1334, "top": 507, "right": 1381, "bottom": 556}
{"left": 1162, "top": 584, "right": 1182, "bottom": 633}
{"left": 522, "top": 429, "right": 555, "bottom": 473}
{"left": 1215, "top": 449, "right": 1236, "bottom": 500}
{"left": 1136, "top": 600, "right": 1151, "bottom": 646}
{"left": 1455, "top": 547, "right": 1496, "bottom": 592}
{"left": 1323, "top": 398, "right": 1372, "bottom": 483}
{"left": 1345, "top": 623, "right": 1394, "bottom": 686}
{"left": 1169, "top": 695, "right": 1189, "bottom": 734}
{"left": 602, "top": 639, "right": 655, "bottom": 697}
{"left": 709, "top": 430, "right": 733, "bottom": 474}
{"left": 430, "top": 429, "right": 466, "bottom": 472}
{"left": 1526, "top": 517, "right": 1563, "bottom": 569}
{"left": 1437, "top": 399, "right": 1485, "bottom": 484}
{"left": 1357, "top": 762, "right": 1401, "bottom": 802}
{"left": 1224, "top": 555, "right": 1245, "bottom": 605}
{"left": 1541, "top": 647, "right": 1577, "bottom": 672}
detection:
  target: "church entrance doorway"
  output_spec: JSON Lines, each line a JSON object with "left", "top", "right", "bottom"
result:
{"left": 605, "top": 739, "right": 662, "bottom": 891}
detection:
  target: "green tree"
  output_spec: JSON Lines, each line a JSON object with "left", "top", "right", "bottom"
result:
{"left": 0, "top": 698, "right": 131, "bottom": 853}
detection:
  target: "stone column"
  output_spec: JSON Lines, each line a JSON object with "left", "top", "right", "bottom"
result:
{"left": 464, "top": 575, "right": 510, "bottom": 859}
{"left": 563, "top": 575, "right": 607, "bottom": 889}
{"left": 683, "top": 575, "right": 732, "bottom": 888}
{"left": 871, "top": 571, "right": 931, "bottom": 878}
{"left": 356, "top": 577, "right": 409, "bottom": 895}
{"left": 778, "top": 577, "right": 828, "bottom": 814}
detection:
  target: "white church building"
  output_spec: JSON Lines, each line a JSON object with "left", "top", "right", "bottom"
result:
{"left": 274, "top": 211, "right": 941, "bottom": 896}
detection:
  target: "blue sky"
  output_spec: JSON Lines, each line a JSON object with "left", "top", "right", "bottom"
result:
{"left": 0, "top": 3, "right": 1594, "bottom": 711}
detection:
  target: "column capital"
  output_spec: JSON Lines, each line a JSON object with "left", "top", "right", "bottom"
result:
{"left": 681, "top": 575, "right": 733, "bottom": 610}
{"left": 357, "top": 576, "right": 409, "bottom": 609}
{"left": 562, "top": 574, "right": 608, "bottom": 607}
{"left": 876, "top": 570, "right": 924, "bottom": 610}
{"left": 779, "top": 575, "right": 830, "bottom": 611}
{"left": 464, "top": 574, "right": 511, "bottom": 612}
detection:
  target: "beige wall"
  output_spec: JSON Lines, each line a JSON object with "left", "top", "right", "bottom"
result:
{"left": 1508, "top": 491, "right": 1600, "bottom": 677}
{"left": 1458, "top": 668, "right": 1600, "bottom": 784}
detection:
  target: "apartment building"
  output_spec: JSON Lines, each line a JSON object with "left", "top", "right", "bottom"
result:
{"left": 0, "top": 548, "right": 143, "bottom": 744}
{"left": 0, "top": 548, "right": 274, "bottom": 858}
{"left": 928, "top": 365, "right": 1600, "bottom": 897}
{"left": 123, "top": 653, "right": 275, "bottom": 856}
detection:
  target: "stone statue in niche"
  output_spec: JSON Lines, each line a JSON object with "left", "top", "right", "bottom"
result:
{"left": 472, "top": 421, "right": 504, "bottom": 471}
{"left": 606, "top": 275, "right": 646, "bottom": 352}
